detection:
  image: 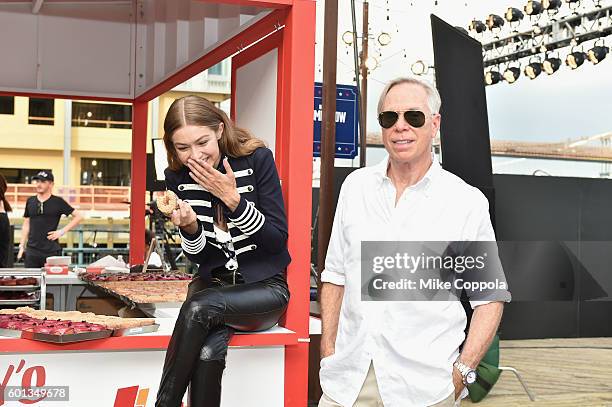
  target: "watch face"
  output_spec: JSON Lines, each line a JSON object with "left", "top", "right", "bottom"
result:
{"left": 466, "top": 370, "right": 477, "bottom": 385}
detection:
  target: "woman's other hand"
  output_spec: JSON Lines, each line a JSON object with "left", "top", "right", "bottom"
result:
{"left": 187, "top": 157, "right": 241, "bottom": 211}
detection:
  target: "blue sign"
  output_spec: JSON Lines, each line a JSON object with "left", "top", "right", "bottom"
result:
{"left": 313, "top": 83, "right": 359, "bottom": 159}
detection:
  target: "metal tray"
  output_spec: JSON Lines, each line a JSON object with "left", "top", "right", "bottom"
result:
{"left": 0, "top": 285, "right": 40, "bottom": 292}
{"left": 0, "top": 327, "right": 113, "bottom": 343}
{"left": 112, "top": 323, "right": 160, "bottom": 337}
{"left": 84, "top": 280, "right": 186, "bottom": 309}
{"left": 0, "top": 299, "right": 39, "bottom": 305}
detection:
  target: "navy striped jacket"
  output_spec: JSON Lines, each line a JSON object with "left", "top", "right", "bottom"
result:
{"left": 164, "top": 147, "right": 291, "bottom": 283}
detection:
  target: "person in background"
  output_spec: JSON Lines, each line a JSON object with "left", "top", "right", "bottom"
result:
{"left": 0, "top": 173, "right": 12, "bottom": 268}
{"left": 17, "top": 171, "right": 83, "bottom": 268}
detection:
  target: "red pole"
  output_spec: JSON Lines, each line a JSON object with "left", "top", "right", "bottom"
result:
{"left": 280, "top": 0, "right": 316, "bottom": 405}
{"left": 129, "top": 101, "right": 148, "bottom": 265}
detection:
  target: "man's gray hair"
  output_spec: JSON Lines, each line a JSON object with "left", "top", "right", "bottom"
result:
{"left": 377, "top": 77, "right": 442, "bottom": 115}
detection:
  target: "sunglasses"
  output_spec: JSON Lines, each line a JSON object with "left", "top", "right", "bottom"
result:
{"left": 378, "top": 110, "right": 431, "bottom": 129}
{"left": 36, "top": 201, "right": 44, "bottom": 215}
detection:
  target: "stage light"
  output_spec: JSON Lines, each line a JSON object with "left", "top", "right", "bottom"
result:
{"left": 587, "top": 45, "right": 609, "bottom": 64}
{"left": 411, "top": 60, "right": 426, "bottom": 75}
{"left": 525, "top": 0, "right": 544, "bottom": 15}
{"left": 503, "top": 66, "right": 521, "bottom": 83}
{"left": 542, "top": 0, "right": 562, "bottom": 11}
{"left": 506, "top": 7, "right": 525, "bottom": 22}
{"left": 486, "top": 14, "right": 505, "bottom": 30}
{"left": 525, "top": 61, "right": 543, "bottom": 79}
{"left": 485, "top": 70, "right": 503, "bottom": 85}
{"left": 543, "top": 57, "right": 562, "bottom": 74}
{"left": 377, "top": 32, "right": 391, "bottom": 46}
{"left": 342, "top": 31, "right": 354, "bottom": 46}
{"left": 364, "top": 56, "right": 378, "bottom": 71}
{"left": 566, "top": 51, "right": 587, "bottom": 69}
{"left": 469, "top": 19, "right": 486, "bottom": 33}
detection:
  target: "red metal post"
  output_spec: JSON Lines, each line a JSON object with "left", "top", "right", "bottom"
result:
{"left": 280, "top": 1, "right": 316, "bottom": 406}
{"left": 129, "top": 101, "right": 148, "bottom": 265}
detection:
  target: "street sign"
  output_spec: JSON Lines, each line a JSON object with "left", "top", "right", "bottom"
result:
{"left": 313, "top": 83, "right": 359, "bottom": 159}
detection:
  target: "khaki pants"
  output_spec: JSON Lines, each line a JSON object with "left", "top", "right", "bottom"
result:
{"left": 319, "top": 363, "right": 461, "bottom": 407}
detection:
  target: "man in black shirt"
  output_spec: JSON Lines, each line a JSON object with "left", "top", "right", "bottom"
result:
{"left": 17, "top": 171, "right": 83, "bottom": 268}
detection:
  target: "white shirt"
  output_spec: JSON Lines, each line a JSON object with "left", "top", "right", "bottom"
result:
{"left": 320, "top": 155, "right": 499, "bottom": 407}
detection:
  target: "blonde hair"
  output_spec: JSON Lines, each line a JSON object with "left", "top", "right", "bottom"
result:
{"left": 163, "top": 95, "right": 266, "bottom": 171}
{"left": 377, "top": 77, "right": 442, "bottom": 115}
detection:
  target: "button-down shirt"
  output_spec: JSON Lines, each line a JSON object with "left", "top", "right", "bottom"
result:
{"left": 320, "top": 155, "right": 498, "bottom": 407}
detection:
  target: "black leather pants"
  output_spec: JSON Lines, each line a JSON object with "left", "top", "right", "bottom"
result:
{"left": 155, "top": 273, "right": 289, "bottom": 407}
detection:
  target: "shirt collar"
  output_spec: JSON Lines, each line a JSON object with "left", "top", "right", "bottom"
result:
{"left": 373, "top": 153, "right": 440, "bottom": 197}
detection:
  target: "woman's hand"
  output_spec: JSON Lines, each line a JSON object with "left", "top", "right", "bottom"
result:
{"left": 187, "top": 157, "right": 241, "bottom": 211}
{"left": 170, "top": 199, "right": 198, "bottom": 234}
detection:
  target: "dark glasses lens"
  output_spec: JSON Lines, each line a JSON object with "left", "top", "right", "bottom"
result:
{"left": 37, "top": 201, "right": 43, "bottom": 215}
{"left": 378, "top": 110, "right": 427, "bottom": 129}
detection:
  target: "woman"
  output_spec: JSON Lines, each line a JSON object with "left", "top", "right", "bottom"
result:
{"left": 156, "top": 96, "right": 291, "bottom": 407}
{"left": 0, "top": 173, "right": 12, "bottom": 268}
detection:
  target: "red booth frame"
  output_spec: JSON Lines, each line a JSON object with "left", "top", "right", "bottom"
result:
{"left": 1, "top": 1, "right": 316, "bottom": 405}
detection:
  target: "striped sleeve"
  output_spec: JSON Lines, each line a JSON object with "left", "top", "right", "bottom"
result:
{"left": 227, "top": 198, "right": 266, "bottom": 236}
{"left": 179, "top": 222, "right": 206, "bottom": 254}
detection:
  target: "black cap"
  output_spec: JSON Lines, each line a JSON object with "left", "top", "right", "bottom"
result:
{"left": 32, "top": 170, "right": 54, "bottom": 182}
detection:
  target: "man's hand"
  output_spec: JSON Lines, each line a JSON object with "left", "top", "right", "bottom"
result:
{"left": 187, "top": 157, "right": 240, "bottom": 211}
{"left": 47, "top": 229, "right": 64, "bottom": 241}
{"left": 17, "top": 246, "right": 24, "bottom": 260}
{"left": 452, "top": 366, "right": 464, "bottom": 400}
{"left": 170, "top": 199, "right": 198, "bottom": 234}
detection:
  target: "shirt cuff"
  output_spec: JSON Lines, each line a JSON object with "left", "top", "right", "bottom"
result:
{"left": 320, "top": 269, "right": 346, "bottom": 286}
{"left": 470, "top": 299, "right": 509, "bottom": 309}
{"left": 228, "top": 197, "right": 265, "bottom": 235}
{"left": 179, "top": 222, "right": 206, "bottom": 254}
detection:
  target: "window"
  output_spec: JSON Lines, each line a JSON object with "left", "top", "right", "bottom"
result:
{"left": 208, "top": 62, "right": 223, "bottom": 76}
{"left": 0, "top": 168, "right": 50, "bottom": 184}
{"left": 72, "top": 102, "right": 132, "bottom": 129}
{"left": 81, "top": 158, "right": 131, "bottom": 186}
{"left": 28, "top": 98, "right": 54, "bottom": 125}
{"left": 0, "top": 96, "right": 14, "bottom": 115}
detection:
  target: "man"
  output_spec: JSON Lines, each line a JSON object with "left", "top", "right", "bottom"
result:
{"left": 18, "top": 170, "right": 82, "bottom": 268}
{"left": 319, "top": 77, "right": 508, "bottom": 407}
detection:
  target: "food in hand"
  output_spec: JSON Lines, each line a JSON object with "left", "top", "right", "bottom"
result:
{"left": 156, "top": 190, "right": 178, "bottom": 217}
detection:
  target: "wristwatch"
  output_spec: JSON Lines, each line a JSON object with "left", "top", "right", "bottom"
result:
{"left": 453, "top": 359, "right": 477, "bottom": 386}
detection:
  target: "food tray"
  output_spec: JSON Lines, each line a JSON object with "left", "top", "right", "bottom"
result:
{"left": 0, "top": 285, "right": 40, "bottom": 291}
{"left": 0, "top": 291, "right": 40, "bottom": 305}
{"left": 0, "top": 327, "right": 113, "bottom": 343}
{"left": 83, "top": 280, "right": 187, "bottom": 309}
{"left": 82, "top": 280, "right": 141, "bottom": 309}
{"left": 112, "top": 323, "right": 160, "bottom": 337}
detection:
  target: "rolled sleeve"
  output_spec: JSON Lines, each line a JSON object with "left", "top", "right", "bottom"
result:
{"left": 321, "top": 268, "right": 346, "bottom": 286}
{"left": 321, "top": 185, "right": 347, "bottom": 286}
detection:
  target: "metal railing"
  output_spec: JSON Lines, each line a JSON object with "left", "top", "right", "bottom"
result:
{"left": 5, "top": 184, "right": 168, "bottom": 212}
